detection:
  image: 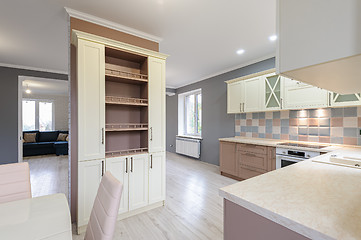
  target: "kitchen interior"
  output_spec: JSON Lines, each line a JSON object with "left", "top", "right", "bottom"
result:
{"left": 214, "top": 1, "right": 361, "bottom": 240}
{"left": 0, "top": 0, "right": 361, "bottom": 239}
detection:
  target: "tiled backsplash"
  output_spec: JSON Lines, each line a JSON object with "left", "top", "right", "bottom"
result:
{"left": 235, "top": 107, "right": 361, "bottom": 146}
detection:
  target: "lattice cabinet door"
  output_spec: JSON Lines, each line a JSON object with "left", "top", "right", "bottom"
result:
{"left": 330, "top": 93, "right": 361, "bottom": 107}
{"left": 264, "top": 74, "right": 282, "bottom": 111}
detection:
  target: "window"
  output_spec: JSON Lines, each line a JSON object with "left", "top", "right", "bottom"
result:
{"left": 23, "top": 99, "right": 54, "bottom": 131}
{"left": 178, "top": 89, "right": 202, "bottom": 136}
{"left": 23, "top": 100, "right": 36, "bottom": 131}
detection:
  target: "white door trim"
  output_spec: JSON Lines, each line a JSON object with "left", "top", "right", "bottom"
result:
{"left": 18, "top": 76, "right": 68, "bottom": 162}
{"left": 18, "top": 77, "right": 24, "bottom": 163}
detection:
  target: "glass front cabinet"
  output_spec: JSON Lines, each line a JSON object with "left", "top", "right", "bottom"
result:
{"left": 264, "top": 74, "right": 282, "bottom": 111}
{"left": 330, "top": 93, "right": 361, "bottom": 107}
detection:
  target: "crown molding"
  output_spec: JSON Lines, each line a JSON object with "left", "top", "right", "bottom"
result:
{"left": 174, "top": 54, "right": 275, "bottom": 89}
{"left": 72, "top": 30, "right": 168, "bottom": 60}
{"left": 0, "top": 62, "right": 68, "bottom": 75}
{"left": 65, "top": 7, "right": 163, "bottom": 43}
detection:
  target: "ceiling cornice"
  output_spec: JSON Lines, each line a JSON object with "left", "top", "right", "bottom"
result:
{"left": 65, "top": 7, "right": 163, "bottom": 43}
{"left": 0, "top": 62, "right": 68, "bottom": 75}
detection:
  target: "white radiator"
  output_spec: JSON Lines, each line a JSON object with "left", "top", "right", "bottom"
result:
{"left": 176, "top": 136, "right": 201, "bottom": 159}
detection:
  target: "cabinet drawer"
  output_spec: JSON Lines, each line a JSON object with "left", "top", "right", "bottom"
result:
{"left": 239, "top": 152, "right": 268, "bottom": 172}
{"left": 237, "top": 144, "right": 267, "bottom": 155}
{"left": 238, "top": 167, "right": 265, "bottom": 180}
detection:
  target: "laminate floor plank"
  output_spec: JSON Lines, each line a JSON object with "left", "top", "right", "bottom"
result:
{"left": 23, "top": 154, "right": 69, "bottom": 198}
{"left": 71, "top": 152, "right": 237, "bottom": 240}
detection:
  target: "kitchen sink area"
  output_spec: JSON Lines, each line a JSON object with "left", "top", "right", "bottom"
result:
{"left": 313, "top": 155, "right": 361, "bottom": 169}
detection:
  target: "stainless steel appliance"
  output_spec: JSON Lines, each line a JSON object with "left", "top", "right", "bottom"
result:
{"left": 276, "top": 143, "right": 327, "bottom": 169}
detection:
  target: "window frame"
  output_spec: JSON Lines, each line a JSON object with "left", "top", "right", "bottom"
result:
{"left": 178, "top": 89, "right": 202, "bottom": 137}
{"left": 22, "top": 98, "right": 55, "bottom": 131}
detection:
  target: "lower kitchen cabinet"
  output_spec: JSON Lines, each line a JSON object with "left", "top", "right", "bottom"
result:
{"left": 220, "top": 141, "right": 238, "bottom": 177}
{"left": 77, "top": 159, "right": 104, "bottom": 228}
{"left": 106, "top": 156, "right": 129, "bottom": 214}
{"left": 149, "top": 152, "right": 166, "bottom": 204}
{"left": 78, "top": 153, "right": 165, "bottom": 233}
{"left": 129, "top": 154, "right": 149, "bottom": 211}
{"left": 220, "top": 141, "right": 276, "bottom": 180}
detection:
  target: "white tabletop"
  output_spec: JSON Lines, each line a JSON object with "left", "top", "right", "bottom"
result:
{"left": 0, "top": 193, "right": 72, "bottom": 240}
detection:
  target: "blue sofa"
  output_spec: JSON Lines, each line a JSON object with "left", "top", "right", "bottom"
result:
{"left": 23, "top": 131, "right": 68, "bottom": 157}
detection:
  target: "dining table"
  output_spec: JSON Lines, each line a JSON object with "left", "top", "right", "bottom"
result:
{"left": 0, "top": 193, "right": 72, "bottom": 240}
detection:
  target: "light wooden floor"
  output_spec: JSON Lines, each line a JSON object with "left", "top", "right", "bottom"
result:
{"left": 23, "top": 154, "right": 69, "bottom": 198}
{"left": 73, "top": 152, "right": 237, "bottom": 240}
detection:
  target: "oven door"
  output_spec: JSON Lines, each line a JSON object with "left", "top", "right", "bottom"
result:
{"left": 276, "top": 155, "right": 304, "bottom": 169}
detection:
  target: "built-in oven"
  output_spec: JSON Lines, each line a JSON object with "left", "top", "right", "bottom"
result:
{"left": 276, "top": 147, "right": 323, "bottom": 169}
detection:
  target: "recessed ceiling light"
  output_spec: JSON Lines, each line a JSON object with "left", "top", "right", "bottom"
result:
{"left": 269, "top": 35, "right": 277, "bottom": 41}
{"left": 236, "top": 49, "right": 245, "bottom": 55}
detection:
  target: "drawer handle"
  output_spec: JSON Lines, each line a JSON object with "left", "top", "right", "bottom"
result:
{"left": 245, "top": 153, "right": 257, "bottom": 157}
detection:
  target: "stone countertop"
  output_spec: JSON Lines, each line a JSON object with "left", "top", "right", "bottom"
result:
{"left": 219, "top": 147, "right": 361, "bottom": 240}
{"left": 219, "top": 136, "right": 342, "bottom": 152}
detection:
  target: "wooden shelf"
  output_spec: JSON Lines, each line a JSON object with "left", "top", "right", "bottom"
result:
{"left": 105, "top": 123, "right": 148, "bottom": 132}
{"left": 105, "top": 68, "right": 148, "bottom": 84}
{"left": 105, "top": 148, "right": 148, "bottom": 158}
{"left": 105, "top": 96, "right": 148, "bottom": 106}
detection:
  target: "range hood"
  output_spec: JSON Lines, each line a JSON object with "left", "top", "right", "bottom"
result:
{"left": 276, "top": 0, "right": 361, "bottom": 94}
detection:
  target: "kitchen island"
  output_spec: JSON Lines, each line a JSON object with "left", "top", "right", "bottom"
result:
{"left": 219, "top": 147, "right": 361, "bottom": 240}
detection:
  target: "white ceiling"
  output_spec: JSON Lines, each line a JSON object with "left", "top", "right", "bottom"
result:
{"left": 0, "top": 0, "right": 276, "bottom": 88}
{"left": 22, "top": 77, "right": 68, "bottom": 96}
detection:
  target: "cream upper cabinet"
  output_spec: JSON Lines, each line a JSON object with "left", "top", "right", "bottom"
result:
{"left": 227, "top": 80, "right": 244, "bottom": 114}
{"left": 129, "top": 154, "right": 149, "bottom": 211}
{"left": 148, "top": 152, "right": 166, "bottom": 204}
{"left": 262, "top": 73, "right": 283, "bottom": 111}
{"left": 329, "top": 93, "right": 361, "bottom": 107}
{"left": 77, "top": 159, "right": 104, "bottom": 228}
{"left": 77, "top": 39, "right": 105, "bottom": 161}
{"left": 282, "top": 78, "right": 328, "bottom": 110}
{"left": 243, "top": 77, "right": 262, "bottom": 113}
{"left": 106, "top": 156, "right": 129, "bottom": 214}
{"left": 148, "top": 57, "right": 166, "bottom": 153}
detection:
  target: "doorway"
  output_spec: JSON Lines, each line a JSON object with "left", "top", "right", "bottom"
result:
{"left": 18, "top": 76, "right": 70, "bottom": 198}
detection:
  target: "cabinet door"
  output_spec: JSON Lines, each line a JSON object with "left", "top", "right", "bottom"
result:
{"left": 264, "top": 74, "right": 282, "bottom": 111}
{"left": 244, "top": 77, "right": 262, "bottom": 112}
{"left": 77, "top": 39, "right": 105, "bottom": 161}
{"left": 282, "top": 78, "right": 328, "bottom": 110}
{"left": 78, "top": 159, "right": 104, "bottom": 227}
{"left": 239, "top": 152, "right": 268, "bottom": 172}
{"left": 106, "top": 157, "right": 129, "bottom": 214}
{"left": 129, "top": 154, "right": 149, "bottom": 211}
{"left": 149, "top": 152, "right": 166, "bottom": 204}
{"left": 227, "top": 81, "right": 244, "bottom": 114}
{"left": 330, "top": 92, "right": 361, "bottom": 107}
{"left": 219, "top": 142, "right": 237, "bottom": 176}
{"left": 148, "top": 57, "right": 166, "bottom": 153}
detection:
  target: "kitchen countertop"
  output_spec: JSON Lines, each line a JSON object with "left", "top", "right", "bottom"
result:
{"left": 219, "top": 136, "right": 341, "bottom": 152}
{"left": 219, "top": 147, "right": 361, "bottom": 240}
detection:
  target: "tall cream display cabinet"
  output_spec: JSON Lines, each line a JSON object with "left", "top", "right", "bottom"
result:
{"left": 72, "top": 30, "right": 168, "bottom": 234}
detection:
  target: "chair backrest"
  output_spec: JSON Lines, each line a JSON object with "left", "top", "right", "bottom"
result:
{"left": 85, "top": 171, "right": 123, "bottom": 240}
{"left": 0, "top": 162, "right": 32, "bottom": 204}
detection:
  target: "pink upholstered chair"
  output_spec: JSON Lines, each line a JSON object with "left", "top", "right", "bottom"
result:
{"left": 0, "top": 162, "right": 32, "bottom": 204}
{"left": 85, "top": 171, "right": 123, "bottom": 240}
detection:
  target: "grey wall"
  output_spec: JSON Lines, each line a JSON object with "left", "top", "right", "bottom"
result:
{"left": 0, "top": 66, "right": 68, "bottom": 165}
{"left": 166, "top": 57, "right": 275, "bottom": 165}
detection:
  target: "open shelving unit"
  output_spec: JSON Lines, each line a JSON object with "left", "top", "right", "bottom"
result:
{"left": 105, "top": 47, "right": 149, "bottom": 158}
{"left": 105, "top": 123, "right": 148, "bottom": 132}
{"left": 105, "top": 96, "right": 148, "bottom": 106}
